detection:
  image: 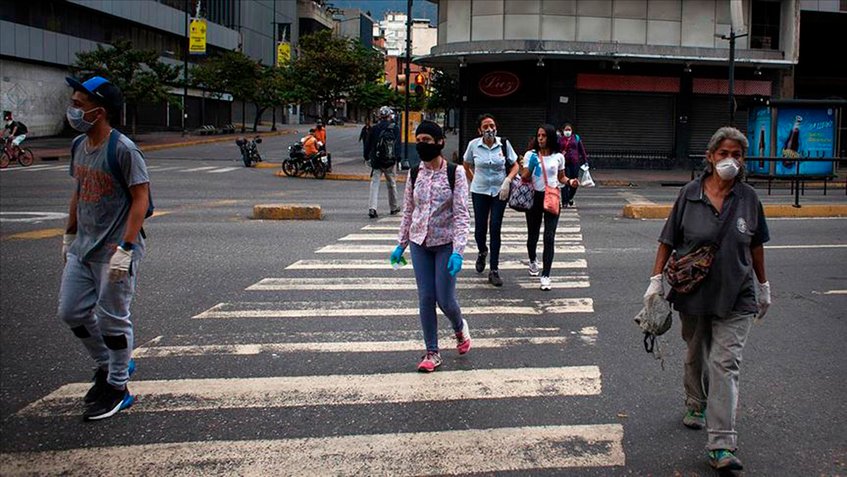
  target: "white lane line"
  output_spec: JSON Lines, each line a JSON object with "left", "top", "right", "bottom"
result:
{"left": 149, "top": 166, "right": 181, "bottom": 172}
{"left": 247, "top": 277, "right": 590, "bottom": 290}
{"left": 316, "top": 244, "right": 586, "bottom": 254}
{"left": 180, "top": 166, "right": 217, "bottom": 172}
{"left": 362, "top": 225, "right": 580, "bottom": 232}
{"left": 192, "top": 299, "right": 543, "bottom": 319}
{"left": 618, "top": 192, "right": 656, "bottom": 205}
{"left": 19, "top": 366, "right": 602, "bottom": 416}
{"left": 377, "top": 216, "right": 577, "bottom": 224}
{"left": 207, "top": 167, "right": 240, "bottom": 173}
{"left": 822, "top": 290, "right": 847, "bottom": 295}
{"left": 22, "top": 165, "right": 67, "bottom": 172}
{"left": 340, "top": 233, "right": 583, "bottom": 242}
{"left": 764, "top": 244, "right": 847, "bottom": 250}
{"left": 133, "top": 336, "right": 570, "bottom": 358}
{"left": 192, "top": 298, "right": 594, "bottom": 319}
{"left": 0, "top": 424, "right": 625, "bottom": 474}
{"left": 286, "top": 259, "right": 588, "bottom": 270}
{"left": 0, "top": 164, "right": 55, "bottom": 173}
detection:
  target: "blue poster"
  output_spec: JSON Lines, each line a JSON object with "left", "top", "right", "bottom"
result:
{"left": 775, "top": 107, "right": 836, "bottom": 177}
{"left": 746, "top": 106, "right": 771, "bottom": 175}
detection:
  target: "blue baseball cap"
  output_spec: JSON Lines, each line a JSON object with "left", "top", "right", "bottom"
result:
{"left": 66, "top": 76, "right": 123, "bottom": 111}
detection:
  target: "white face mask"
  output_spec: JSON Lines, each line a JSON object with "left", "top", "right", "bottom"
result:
{"left": 563, "top": 130, "right": 572, "bottom": 138}
{"left": 482, "top": 129, "right": 496, "bottom": 140}
{"left": 715, "top": 158, "right": 741, "bottom": 180}
{"left": 66, "top": 106, "right": 101, "bottom": 132}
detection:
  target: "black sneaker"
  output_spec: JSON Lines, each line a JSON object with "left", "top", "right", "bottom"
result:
{"left": 568, "top": 200, "right": 574, "bottom": 207}
{"left": 488, "top": 270, "right": 503, "bottom": 287}
{"left": 83, "top": 359, "right": 135, "bottom": 404}
{"left": 368, "top": 209, "right": 378, "bottom": 219}
{"left": 475, "top": 252, "right": 487, "bottom": 273}
{"left": 83, "top": 385, "right": 134, "bottom": 422}
{"left": 389, "top": 208, "right": 401, "bottom": 215}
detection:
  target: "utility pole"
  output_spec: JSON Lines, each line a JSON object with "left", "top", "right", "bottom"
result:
{"left": 182, "top": 0, "right": 189, "bottom": 135}
{"left": 720, "top": 1, "right": 748, "bottom": 126}
{"left": 271, "top": 0, "right": 277, "bottom": 131}
{"left": 402, "top": 0, "right": 413, "bottom": 169}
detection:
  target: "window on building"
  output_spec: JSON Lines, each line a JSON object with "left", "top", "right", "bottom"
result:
{"left": 750, "top": 0, "right": 781, "bottom": 50}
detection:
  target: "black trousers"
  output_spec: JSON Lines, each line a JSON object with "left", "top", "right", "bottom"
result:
{"left": 525, "top": 190, "right": 560, "bottom": 277}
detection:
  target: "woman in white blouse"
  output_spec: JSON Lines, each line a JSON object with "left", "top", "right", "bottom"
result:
{"left": 518, "top": 124, "right": 579, "bottom": 290}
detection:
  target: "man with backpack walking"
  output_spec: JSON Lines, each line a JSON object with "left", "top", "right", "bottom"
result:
{"left": 58, "top": 75, "right": 151, "bottom": 421}
{"left": 364, "top": 106, "right": 401, "bottom": 219}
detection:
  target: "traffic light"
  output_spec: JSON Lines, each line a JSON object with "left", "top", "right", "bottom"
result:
{"left": 396, "top": 74, "right": 407, "bottom": 95}
{"left": 414, "top": 73, "right": 426, "bottom": 98}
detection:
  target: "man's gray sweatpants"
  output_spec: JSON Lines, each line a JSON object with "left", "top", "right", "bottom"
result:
{"left": 58, "top": 254, "right": 139, "bottom": 388}
{"left": 368, "top": 165, "right": 399, "bottom": 212}
{"left": 681, "top": 311, "right": 754, "bottom": 451}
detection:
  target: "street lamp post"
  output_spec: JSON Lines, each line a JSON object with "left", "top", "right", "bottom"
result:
{"left": 719, "top": 27, "right": 748, "bottom": 126}
{"left": 183, "top": 0, "right": 189, "bottom": 136}
{"left": 402, "top": 0, "right": 412, "bottom": 170}
{"left": 271, "top": 1, "right": 277, "bottom": 131}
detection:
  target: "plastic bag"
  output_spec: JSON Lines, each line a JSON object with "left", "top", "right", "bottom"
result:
{"left": 634, "top": 293, "right": 673, "bottom": 368}
{"left": 579, "top": 163, "right": 595, "bottom": 187}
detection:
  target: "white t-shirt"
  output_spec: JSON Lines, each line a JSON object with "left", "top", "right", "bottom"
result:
{"left": 523, "top": 151, "right": 565, "bottom": 191}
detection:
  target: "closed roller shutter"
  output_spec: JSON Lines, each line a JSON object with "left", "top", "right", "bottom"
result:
{"left": 576, "top": 92, "right": 675, "bottom": 156}
{"left": 688, "top": 96, "right": 748, "bottom": 156}
{"left": 461, "top": 106, "right": 547, "bottom": 159}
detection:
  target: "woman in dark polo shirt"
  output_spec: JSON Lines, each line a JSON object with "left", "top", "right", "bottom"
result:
{"left": 644, "top": 126, "right": 772, "bottom": 472}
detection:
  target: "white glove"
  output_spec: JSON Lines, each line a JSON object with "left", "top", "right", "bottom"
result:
{"left": 755, "top": 281, "right": 771, "bottom": 322}
{"left": 644, "top": 274, "right": 664, "bottom": 305}
{"left": 62, "top": 234, "right": 75, "bottom": 263}
{"left": 109, "top": 246, "right": 133, "bottom": 282}
{"left": 498, "top": 178, "right": 511, "bottom": 201}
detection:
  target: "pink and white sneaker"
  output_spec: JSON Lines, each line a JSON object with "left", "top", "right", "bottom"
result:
{"left": 455, "top": 319, "right": 472, "bottom": 355}
{"left": 417, "top": 352, "right": 443, "bottom": 372}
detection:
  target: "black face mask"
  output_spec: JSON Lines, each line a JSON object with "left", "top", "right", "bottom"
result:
{"left": 416, "top": 142, "right": 443, "bottom": 162}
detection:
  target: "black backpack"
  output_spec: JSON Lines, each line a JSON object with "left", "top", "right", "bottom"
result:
{"left": 71, "top": 129, "right": 154, "bottom": 237}
{"left": 409, "top": 162, "right": 457, "bottom": 192}
{"left": 372, "top": 123, "right": 397, "bottom": 169}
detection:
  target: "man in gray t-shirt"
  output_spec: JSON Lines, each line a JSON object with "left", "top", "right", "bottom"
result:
{"left": 58, "top": 75, "right": 150, "bottom": 422}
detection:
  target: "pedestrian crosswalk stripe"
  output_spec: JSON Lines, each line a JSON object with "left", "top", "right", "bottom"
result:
{"left": 0, "top": 424, "right": 625, "bottom": 474}
{"left": 191, "top": 298, "right": 593, "bottom": 319}
{"left": 180, "top": 166, "right": 218, "bottom": 172}
{"left": 0, "top": 164, "right": 56, "bottom": 173}
{"left": 377, "top": 216, "right": 576, "bottom": 224}
{"left": 148, "top": 166, "right": 181, "bottom": 172}
{"left": 316, "top": 244, "right": 586, "bottom": 254}
{"left": 246, "top": 276, "right": 590, "bottom": 291}
{"left": 133, "top": 335, "right": 572, "bottom": 358}
{"left": 16, "top": 165, "right": 66, "bottom": 172}
{"left": 285, "top": 258, "right": 588, "bottom": 270}
{"left": 361, "top": 225, "right": 580, "bottom": 232}
{"left": 19, "top": 366, "right": 602, "bottom": 416}
{"left": 340, "top": 233, "right": 584, "bottom": 242}
{"left": 207, "top": 167, "right": 240, "bottom": 173}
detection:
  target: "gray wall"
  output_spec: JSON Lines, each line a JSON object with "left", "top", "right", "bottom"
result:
{"left": 239, "top": 0, "right": 298, "bottom": 66}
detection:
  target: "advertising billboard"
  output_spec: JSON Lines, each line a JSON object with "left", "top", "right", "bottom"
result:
{"left": 775, "top": 107, "right": 836, "bottom": 177}
{"left": 746, "top": 106, "right": 771, "bottom": 175}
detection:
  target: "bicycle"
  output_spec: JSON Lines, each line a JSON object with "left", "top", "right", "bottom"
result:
{"left": 0, "top": 137, "right": 35, "bottom": 168}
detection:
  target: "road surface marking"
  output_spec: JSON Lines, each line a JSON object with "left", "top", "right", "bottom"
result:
{"left": 16, "top": 165, "right": 67, "bottom": 172}
{"left": 0, "top": 164, "right": 55, "bottom": 172}
{"left": 822, "top": 289, "right": 847, "bottom": 295}
{"left": 316, "top": 244, "right": 586, "bottom": 254}
{"left": 618, "top": 192, "right": 656, "bottom": 205}
{"left": 764, "top": 244, "right": 847, "bottom": 250}
{"left": 361, "top": 225, "right": 580, "bottom": 232}
{"left": 247, "top": 276, "right": 590, "bottom": 291}
{"left": 180, "top": 166, "right": 218, "bottom": 172}
{"left": 133, "top": 336, "right": 570, "bottom": 358}
{"left": 207, "top": 167, "right": 241, "bottom": 173}
{"left": 285, "top": 258, "right": 588, "bottom": 270}
{"left": 0, "top": 212, "right": 69, "bottom": 223}
{"left": 340, "top": 233, "right": 583, "bottom": 242}
{"left": 2, "top": 228, "right": 64, "bottom": 240}
{"left": 19, "top": 366, "right": 602, "bottom": 416}
{"left": 149, "top": 166, "right": 181, "bottom": 172}
{"left": 0, "top": 424, "right": 625, "bottom": 474}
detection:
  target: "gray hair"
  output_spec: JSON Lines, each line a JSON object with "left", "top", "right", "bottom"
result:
{"left": 703, "top": 126, "right": 749, "bottom": 176}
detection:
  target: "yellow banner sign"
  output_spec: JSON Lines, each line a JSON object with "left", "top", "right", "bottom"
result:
{"left": 189, "top": 18, "right": 207, "bottom": 55}
{"left": 277, "top": 42, "right": 291, "bottom": 66}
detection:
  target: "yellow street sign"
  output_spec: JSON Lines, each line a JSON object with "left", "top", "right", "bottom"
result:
{"left": 277, "top": 42, "right": 291, "bottom": 66}
{"left": 189, "top": 18, "right": 207, "bottom": 55}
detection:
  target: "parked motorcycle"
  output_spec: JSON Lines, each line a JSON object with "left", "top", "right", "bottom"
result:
{"left": 283, "top": 142, "right": 328, "bottom": 179}
{"left": 235, "top": 136, "right": 263, "bottom": 167}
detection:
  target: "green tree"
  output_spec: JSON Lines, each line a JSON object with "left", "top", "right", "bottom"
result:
{"left": 348, "top": 81, "right": 402, "bottom": 119}
{"left": 191, "top": 50, "right": 264, "bottom": 133}
{"left": 289, "top": 30, "right": 385, "bottom": 121}
{"left": 71, "top": 39, "right": 180, "bottom": 136}
{"left": 426, "top": 69, "right": 460, "bottom": 113}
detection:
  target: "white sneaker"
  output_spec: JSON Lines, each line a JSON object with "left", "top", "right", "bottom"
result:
{"left": 528, "top": 260, "right": 540, "bottom": 277}
{"left": 540, "top": 276, "right": 552, "bottom": 291}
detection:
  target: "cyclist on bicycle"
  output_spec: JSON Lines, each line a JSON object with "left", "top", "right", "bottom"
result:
{"left": 3, "top": 111, "right": 28, "bottom": 154}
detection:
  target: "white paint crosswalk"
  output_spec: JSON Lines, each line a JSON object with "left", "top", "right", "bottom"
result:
{"left": 7, "top": 164, "right": 250, "bottom": 174}
{"left": 286, "top": 258, "right": 588, "bottom": 270}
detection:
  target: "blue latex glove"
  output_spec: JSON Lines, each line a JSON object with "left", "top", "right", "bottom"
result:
{"left": 390, "top": 245, "right": 405, "bottom": 265}
{"left": 447, "top": 252, "right": 463, "bottom": 276}
{"left": 527, "top": 153, "right": 539, "bottom": 174}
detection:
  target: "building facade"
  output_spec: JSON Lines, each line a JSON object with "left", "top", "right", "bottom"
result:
{"left": 418, "top": 0, "right": 844, "bottom": 168}
{"left": 0, "top": 0, "right": 298, "bottom": 136}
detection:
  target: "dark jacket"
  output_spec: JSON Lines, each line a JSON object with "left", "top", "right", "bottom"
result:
{"left": 559, "top": 134, "right": 587, "bottom": 167}
{"left": 365, "top": 119, "right": 401, "bottom": 167}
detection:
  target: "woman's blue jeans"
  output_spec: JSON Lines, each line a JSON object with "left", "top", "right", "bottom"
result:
{"left": 410, "top": 242, "right": 464, "bottom": 352}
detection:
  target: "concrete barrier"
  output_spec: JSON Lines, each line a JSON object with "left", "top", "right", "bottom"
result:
{"left": 252, "top": 204, "right": 322, "bottom": 220}
{"left": 623, "top": 203, "right": 847, "bottom": 219}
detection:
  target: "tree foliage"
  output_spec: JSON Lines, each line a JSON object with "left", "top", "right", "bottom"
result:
{"left": 426, "top": 69, "right": 460, "bottom": 112}
{"left": 71, "top": 38, "right": 181, "bottom": 135}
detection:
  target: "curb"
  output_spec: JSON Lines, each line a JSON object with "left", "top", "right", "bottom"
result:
{"left": 273, "top": 170, "right": 408, "bottom": 183}
{"left": 252, "top": 204, "right": 322, "bottom": 220}
{"left": 623, "top": 203, "right": 847, "bottom": 219}
{"left": 256, "top": 162, "right": 282, "bottom": 169}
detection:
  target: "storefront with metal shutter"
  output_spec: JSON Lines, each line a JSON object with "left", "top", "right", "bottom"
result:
{"left": 688, "top": 95, "right": 749, "bottom": 157}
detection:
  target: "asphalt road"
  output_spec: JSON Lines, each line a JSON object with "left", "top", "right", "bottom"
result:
{"left": 0, "top": 132, "right": 844, "bottom": 476}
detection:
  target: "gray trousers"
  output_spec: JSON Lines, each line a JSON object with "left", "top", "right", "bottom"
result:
{"left": 681, "top": 311, "right": 754, "bottom": 451}
{"left": 368, "top": 165, "right": 398, "bottom": 212}
{"left": 58, "top": 254, "right": 139, "bottom": 388}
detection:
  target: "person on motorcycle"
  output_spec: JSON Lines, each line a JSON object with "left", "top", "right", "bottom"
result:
{"left": 3, "top": 111, "right": 29, "bottom": 154}
{"left": 314, "top": 120, "right": 327, "bottom": 147}
{"left": 302, "top": 129, "right": 320, "bottom": 157}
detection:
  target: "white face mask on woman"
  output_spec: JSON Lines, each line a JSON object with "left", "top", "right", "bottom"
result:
{"left": 563, "top": 130, "right": 572, "bottom": 138}
{"left": 715, "top": 158, "right": 741, "bottom": 180}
